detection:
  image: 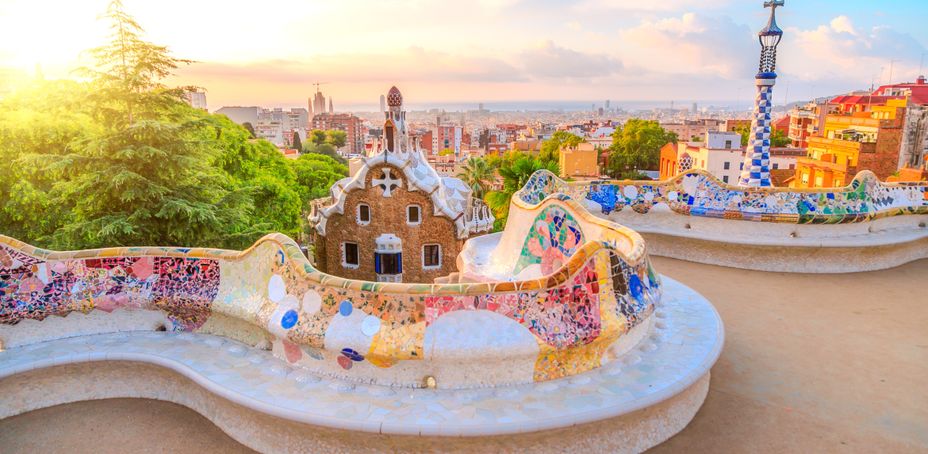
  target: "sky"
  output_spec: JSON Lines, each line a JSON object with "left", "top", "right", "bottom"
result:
{"left": 1, "top": 0, "right": 927, "bottom": 110}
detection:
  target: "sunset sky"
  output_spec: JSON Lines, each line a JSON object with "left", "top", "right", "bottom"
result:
{"left": 2, "top": 0, "right": 927, "bottom": 110}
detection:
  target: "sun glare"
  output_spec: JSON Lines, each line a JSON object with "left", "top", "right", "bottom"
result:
{"left": 0, "top": 0, "right": 107, "bottom": 74}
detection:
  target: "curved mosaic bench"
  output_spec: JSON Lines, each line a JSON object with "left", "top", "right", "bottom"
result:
{"left": 518, "top": 170, "right": 928, "bottom": 272}
{"left": 0, "top": 206, "right": 655, "bottom": 387}
{"left": 0, "top": 188, "right": 723, "bottom": 452}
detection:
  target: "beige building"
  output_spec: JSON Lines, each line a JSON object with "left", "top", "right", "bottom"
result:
{"left": 558, "top": 142, "right": 600, "bottom": 178}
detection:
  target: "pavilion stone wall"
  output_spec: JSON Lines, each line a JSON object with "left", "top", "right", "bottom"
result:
{"left": 314, "top": 163, "right": 464, "bottom": 283}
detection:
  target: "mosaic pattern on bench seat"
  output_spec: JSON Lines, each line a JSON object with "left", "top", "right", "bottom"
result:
{"left": 518, "top": 169, "right": 928, "bottom": 224}
{"left": 0, "top": 192, "right": 658, "bottom": 386}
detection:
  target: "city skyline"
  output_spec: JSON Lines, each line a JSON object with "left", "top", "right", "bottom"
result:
{"left": 2, "top": 0, "right": 927, "bottom": 109}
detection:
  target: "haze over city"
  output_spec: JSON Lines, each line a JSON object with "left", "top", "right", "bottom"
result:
{"left": 2, "top": 0, "right": 927, "bottom": 110}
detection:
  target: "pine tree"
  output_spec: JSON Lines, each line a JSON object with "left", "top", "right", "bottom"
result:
{"left": 47, "top": 0, "right": 252, "bottom": 248}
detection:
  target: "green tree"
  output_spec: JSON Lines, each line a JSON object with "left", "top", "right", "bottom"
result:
{"left": 0, "top": 80, "right": 93, "bottom": 243}
{"left": 607, "top": 119, "right": 677, "bottom": 179}
{"left": 734, "top": 124, "right": 790, "bottom": 148}
{"left": 242, "top": 121, "right": 256, "bottom": 138}
{"left": 291, "top": 131, "right": 302, "bottom": 151}
{"left": 37, "top": 0, "right": 254, "bottom": 248}
{"left": 310, "top": 129, "right": 327, "bottom": 146}
{"left": 456, "top": 157, "right": 494, "bottom": 198}
{"left": 0, "top": 1, "right": 361, "bottom": 250}
{"left": 539, "top": 130, "right": 582, "bottom": 164}
{"left": 326, "top": 130, "right": 347, "bottom": 148}
{"left": 484, "top": 154, "right": 558, "bottom": 229}
{"left": 734, "top": 125, "right": 750, "bottom": 147}
{"left": 303, "top": 142, "right": 346, "bottom": 164}
{"left": 290, "top": 154, "right": 349, "bottom": 200}
{"left": 771, "top": 128, "right": 790, "bottom": 147}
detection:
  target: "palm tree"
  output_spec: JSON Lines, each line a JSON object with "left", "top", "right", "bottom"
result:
{"left": 456, "top": 157, "right": 494, "bottom": 198}
{"left": 484, "top": 156, "right": 558, "bottom": 230}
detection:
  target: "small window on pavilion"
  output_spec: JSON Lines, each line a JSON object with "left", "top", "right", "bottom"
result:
{"left": 423, "top": 244, "right": 441, "bottom": 269}
{"left": 357, "top": 204, "right": 371, "bottom": 225}
{"left": 343, "top": 242, "right": 359, "bottom": 268}
{"left": 407, "top": 205, "right": 421, "bottom": 225}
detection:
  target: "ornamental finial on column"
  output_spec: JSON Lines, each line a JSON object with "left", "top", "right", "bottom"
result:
{"left": 758, "top": 0, "right": 784, "bottom": 77}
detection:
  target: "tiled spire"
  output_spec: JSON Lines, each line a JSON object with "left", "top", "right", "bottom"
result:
{"left": 739, "top": 1, "right": 785, "bottom": 188}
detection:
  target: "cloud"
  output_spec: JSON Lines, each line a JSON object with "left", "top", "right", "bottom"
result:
{"left": 178, "top": 48, "right": 527, "bottom": 85}
{"left": 573, "top": 0, "right": 732, "bottom": 13}
{"left": 829, "top": 16, "right": 857, "bottom": 36}
{"left": 782, "top": 16, "right": 927, "bottom": 84}
{"left": 617, "top": 13, "right": 755, "bottom": 79}
{"left": 518, "top": 40, "right": 622, "bottom": 79}
{"left": 179, "top": 41, "right": 621, "bottom": 89}
{"left": 170, "top": 42, "right": 624, "bottom": 106}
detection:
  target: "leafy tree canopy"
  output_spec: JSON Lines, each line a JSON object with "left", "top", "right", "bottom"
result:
{"left": 326, "top": 130, "right": 347, "bottom": 148}
{"left": 0, "top": 1, "right": 346, "bottom": 250}
{"left": 607, "top": 119, "right": 677, "bottom": 179}
{"left": 734, "top": 124, "right": 790, "bottom": 148}
{"left": 539, "top": 130, "right": 583, "bottom": 163}
{"left": 456, "top": 157, "right": 494, "bottom": 199}
{"left": 484, "top": 153, "right": 558, "bottom": 230}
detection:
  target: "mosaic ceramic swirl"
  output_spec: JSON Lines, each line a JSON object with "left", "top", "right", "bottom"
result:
{"left": 518, "top": 169, "right": 928, "bottom": 224}
{"left": 0, "top": 192, "right": 659, "bottom": 388}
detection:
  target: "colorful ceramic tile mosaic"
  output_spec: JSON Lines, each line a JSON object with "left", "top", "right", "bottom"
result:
{"left": 514, "top": 205, "right": 585, "bottom": 275}
{"left": 0, "top": 184, "right": 657, "bottom": 386}
{"left": 518, "top": 169, "right": 928, "bottom": 224}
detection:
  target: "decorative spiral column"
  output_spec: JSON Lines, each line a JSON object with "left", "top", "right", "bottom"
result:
{"left": 739, "top": 1, "right": 785, "bottom": 188}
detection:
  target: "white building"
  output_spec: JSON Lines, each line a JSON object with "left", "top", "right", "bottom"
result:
{"left": 674, "top": 131, "right": 802, "bottom": 185}
{"left": 183, "top": 90, "right": 207, "bottom": 110}
{"left": 215, "top": 106, "right": 308, "bottom": 146}
{"left": 588, "top": 126, "right": 615, "bottom": 148}
{"left": 215, "top": 106, "right": 260, "bottom": 125}
{"left": 705, "top": 131, "right": 741, "bottom": 150}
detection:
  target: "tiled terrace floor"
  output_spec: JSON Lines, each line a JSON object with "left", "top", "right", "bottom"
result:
{"left": 2, "top": 258, "right": 926, "bottom": 453}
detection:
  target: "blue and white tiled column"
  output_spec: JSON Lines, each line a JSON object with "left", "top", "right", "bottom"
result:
{"left": 739, "top": 77, "right": 775, "bottom": 187}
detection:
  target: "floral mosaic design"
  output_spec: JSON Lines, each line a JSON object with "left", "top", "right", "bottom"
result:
{"left": 519, "top": 169, "right": 928, "bottom": 224}
{"left": 514, "top": 205, "right": 585, "bottom": 275}
{"left": 424, "top": 260, "right": 601, "bottom": 350}
{"left": 0, "top": 247, "right": 219, "bottom": 330}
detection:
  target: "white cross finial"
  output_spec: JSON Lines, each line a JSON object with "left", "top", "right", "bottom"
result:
{"left": 372, "top": 168, "right": 401, "bottom": 197}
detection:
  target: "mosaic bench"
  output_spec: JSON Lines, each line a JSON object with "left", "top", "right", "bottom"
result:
{"left": 0, "top": 186, "right": 723, "bottom": 452}
{"left": 517, "top": 170, "right": 928, "bottom": 272}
